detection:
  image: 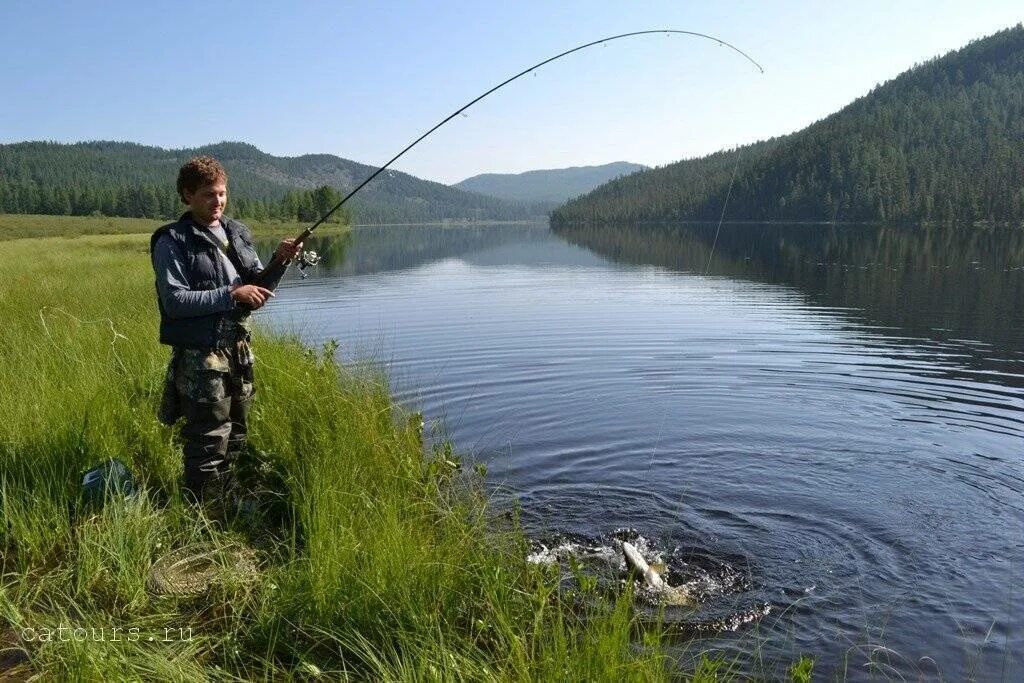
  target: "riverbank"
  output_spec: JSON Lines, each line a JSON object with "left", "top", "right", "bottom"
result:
{"left": 0, "top": 220, "right": 677, "bottom": 679}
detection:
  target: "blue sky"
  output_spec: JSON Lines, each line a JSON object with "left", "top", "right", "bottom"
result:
{"left": 1, "top": 1, "right": 1021, "bottom": 183}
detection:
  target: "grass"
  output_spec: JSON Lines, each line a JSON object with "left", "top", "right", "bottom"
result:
{"left": 0, "top": 213, "right": 347, "bottom": 241}
{"left": 0, "top": 215, "right": 675, "bottom": 680}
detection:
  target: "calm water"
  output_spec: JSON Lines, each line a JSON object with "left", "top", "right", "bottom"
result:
{"left": 259, "top": 222, "right": 1024, "bottom": 679}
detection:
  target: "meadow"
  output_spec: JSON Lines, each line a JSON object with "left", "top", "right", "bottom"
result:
{"left": 0, "top": 213, "right": 329, "bottom": 241}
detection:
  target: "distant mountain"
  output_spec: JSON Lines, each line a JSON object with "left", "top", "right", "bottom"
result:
{"left": 0, "top": 140, "right": 538, "bottom": 224}
{"left": 553, "top": 25, "right": 1024, "bottom": 224}
{"left": 455, "top": 162, "right": 647, "bottom": 207}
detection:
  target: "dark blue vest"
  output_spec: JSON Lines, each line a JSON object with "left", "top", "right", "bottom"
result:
{"left": 150, "top": 213, "right": 263, "bottom": 349}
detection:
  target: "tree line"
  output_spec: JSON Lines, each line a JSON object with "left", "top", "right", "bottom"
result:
{"left": 0, "top": 179, "right": 352, "bottom": 224}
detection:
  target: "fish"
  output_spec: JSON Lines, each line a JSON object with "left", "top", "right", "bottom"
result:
{"left": 622, "top": 541, "right": 696, "bottom": 607}
{"left": 622, "top": 541, "right": 666, "bottom": 589}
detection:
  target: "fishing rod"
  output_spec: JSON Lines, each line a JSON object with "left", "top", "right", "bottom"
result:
{"left": 256, "top": 29, "right": 764, "bottom": 282}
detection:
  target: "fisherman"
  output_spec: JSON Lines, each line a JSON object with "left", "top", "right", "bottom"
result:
{"left": 150, "top": 156, "right": 301, "bottom": 505}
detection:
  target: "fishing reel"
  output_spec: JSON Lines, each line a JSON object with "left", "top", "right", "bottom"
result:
{"left": 296, "top": 249, "right": 321, "bottom": 278}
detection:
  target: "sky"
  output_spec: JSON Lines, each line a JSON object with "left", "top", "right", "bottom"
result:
{"left": 1, "top": 1, "right": 1021, "bottom": 184}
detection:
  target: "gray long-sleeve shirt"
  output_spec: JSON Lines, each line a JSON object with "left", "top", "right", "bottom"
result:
{"left": 152, "top": 228, "right": 262, "bottom": 319}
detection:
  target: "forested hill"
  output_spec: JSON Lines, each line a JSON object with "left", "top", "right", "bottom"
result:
{"left": 455, "top": 162, "right": 647, "bottom": 206}
{"left": 552, "top": 25, "right": 1024, "bottom": 225}
{"left": 0, "top": 141, "right": 537, "bottom": 224}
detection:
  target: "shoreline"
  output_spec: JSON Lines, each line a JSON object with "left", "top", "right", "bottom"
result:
{"left": 0, "top": 220, "right": 681, "bottom": 679}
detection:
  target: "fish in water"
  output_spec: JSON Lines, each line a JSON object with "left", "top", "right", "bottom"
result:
{"left": 622, "top": 541, "right": 666, "bottom": 588}
{"left": 621, "top": 541, "right": 695, "bottom": 607}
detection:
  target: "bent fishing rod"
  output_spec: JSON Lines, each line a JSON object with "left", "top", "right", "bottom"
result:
{"left": 257, "top": 29, "right": 764, "bottom": 282}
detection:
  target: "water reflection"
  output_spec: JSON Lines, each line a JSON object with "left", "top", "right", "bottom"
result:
{"left": 266, "top": 221, "right": 1024, "bottom": 352}
{"left": 262, "top": 224, "right": 563, "bottom": 277}
{"left": 554, "top": 222, "right": 1024, "bottom": 386}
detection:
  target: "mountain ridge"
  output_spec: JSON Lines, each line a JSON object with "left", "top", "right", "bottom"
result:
{"left": 552, "top": 24, "right": 1024, "bottom": 225}
{"left": 455, "top": 161, "right": 647, "bottom": 206}
{"left": 0, "top": 140, "right": 539, "bottom": 223}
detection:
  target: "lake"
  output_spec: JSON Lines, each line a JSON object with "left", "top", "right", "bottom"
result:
{"left": 259, "top": 221, "right": 1024, "bottom": 679}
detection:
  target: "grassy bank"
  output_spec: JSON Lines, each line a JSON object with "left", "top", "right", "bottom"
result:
{"left": 0, "top": 218, "right": 674, "bottom": 679}
{"left": 0, "top": 213, "right": 347, "bottom": 241}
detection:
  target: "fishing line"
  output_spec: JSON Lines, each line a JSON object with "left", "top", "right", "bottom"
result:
{"left": 703, "top": 146, "right": 744, "bottom": 276}
{"left": 260, "top": 29, "right": 764, "bottom": 277}
{"left": 38, "top": 306, "right": 131, "bottom": 375}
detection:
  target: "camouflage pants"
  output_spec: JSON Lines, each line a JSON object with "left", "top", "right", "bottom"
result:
{"left": 159, "top": 339, "right": 255, "bottom": 502}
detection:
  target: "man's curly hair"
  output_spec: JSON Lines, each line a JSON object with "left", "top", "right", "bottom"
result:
{"left": 176, "top": 156, "right": 227, "bottom": 202}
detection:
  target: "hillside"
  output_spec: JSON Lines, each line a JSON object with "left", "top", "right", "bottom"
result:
{"left": 552, "top": 24, "right": 1024, "bottom": 225}
{"left": 0, "top": 140, "right": 537, "bottom": 224}
{"left": 455, "top": 162, "right": 647, "bottom": 207}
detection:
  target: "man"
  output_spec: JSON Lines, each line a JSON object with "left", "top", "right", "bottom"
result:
{"left": 151, "top": 156, "right": 301, "bottom": 504}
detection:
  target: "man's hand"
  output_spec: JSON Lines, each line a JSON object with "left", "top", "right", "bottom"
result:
{"left": 274, "top": 238, "right": 303, "bottom": 263}
{"left": 230, "top": 284, "right": 275, "bottom": 309}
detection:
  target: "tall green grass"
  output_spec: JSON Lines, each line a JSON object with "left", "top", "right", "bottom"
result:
{"left": 0, "top": 213, "right": 342, "bottom": 241}
{"left": 0, "top": 224, "right": 673, "bottom": 679}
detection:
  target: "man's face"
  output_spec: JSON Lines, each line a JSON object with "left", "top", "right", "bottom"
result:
{"left": 184, "top": 181, "right": 227, "bottom": 225}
